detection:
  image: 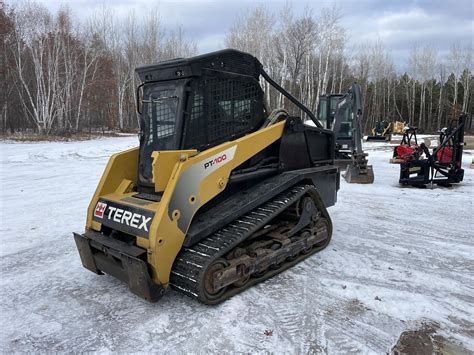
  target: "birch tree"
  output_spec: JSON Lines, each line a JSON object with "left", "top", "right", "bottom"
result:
{"left": 225, "top": 6, "right": 276, "bottom": 107}
{"left": 460, "top": 48, "right": 472, "bottom": 113}
{"left": 437, "top": 63, "right": 447, "bottom": 128}
{"left": 315, "top": 5, "right": 344, "bottom": 110}
{"left": 407, "top": 46, "right": 419, "bottom": 126}
{"left": 447, "top": 44, "right": 464, "bottom": 116}
{"left": 11, "top": 2, "right": 63, "bottom": 133}
{"left": 417, "top": 45, "right": 436, "bottom": 129}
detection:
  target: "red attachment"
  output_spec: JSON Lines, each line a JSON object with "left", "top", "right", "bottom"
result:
{"left": 396, "top": 145, "right": 415, "bottom": 158}
{"left": 436, "top": 147, "right": 453, "bottom": 163}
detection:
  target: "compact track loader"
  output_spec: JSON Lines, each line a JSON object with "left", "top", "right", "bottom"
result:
{"left": 366, "top": 120, "right": 391, "bottom": 141}
{"left": 318, "top": 84, "right": 374, "bottom": 183}
{"left": 367, "top": 120, "right": 406, "bottom": 142}
{"left": 74, "top": 49, "right": 339, "bottom": 304}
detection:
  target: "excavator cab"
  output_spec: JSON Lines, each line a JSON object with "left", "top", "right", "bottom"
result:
{"left": 337, "top": 108, "right": 353, "bottom": 139}
{"left": 318, "top": 94, "right": 343, "bottom": 130}
{"left": 318, "top": 91, "right": 359, "bottom": 153}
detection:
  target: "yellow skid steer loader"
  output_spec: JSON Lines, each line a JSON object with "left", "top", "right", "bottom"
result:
{"left": 74, "top": 49, "right": 339, "bottom": 304}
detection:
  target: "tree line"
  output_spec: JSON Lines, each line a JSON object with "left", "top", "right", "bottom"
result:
{"left": 1, "top": 1, "right": 472, "bottom": 135}
{"left": 0, "top": 1, "right": 196, "bottom": 135}
{"left": 226, "top": 5, "right": 473, "bottom": 133}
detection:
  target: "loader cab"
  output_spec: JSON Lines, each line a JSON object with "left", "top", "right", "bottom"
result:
{"left": 136, "top": 50, "right": 265, "bottom": 192}
{"left": 138, "top": 80, "right": 188, "bottom": 189}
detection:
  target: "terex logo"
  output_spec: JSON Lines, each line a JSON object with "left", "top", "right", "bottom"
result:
{"left": 94, "top": 202, "right": 107, "bottom": 218}
{"left": 106, "top": 206, "right": 152, "bottom": 232}
{"left": 204, "top": 153, "right": 227, "bottom": 169}
{"left": 93, "top": 200, "right": 153, "bottom": 234}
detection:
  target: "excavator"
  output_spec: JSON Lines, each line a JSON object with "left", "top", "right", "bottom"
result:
{"left": 318, "top": 84, "right": 374, "bottom": 183}
{"left": 73, "top": 49, "right": 339, "bottom": 304}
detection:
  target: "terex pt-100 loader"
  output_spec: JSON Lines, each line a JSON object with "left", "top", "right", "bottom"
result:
{"left": 74, "top": 49, "right": 339, "bottom": 304}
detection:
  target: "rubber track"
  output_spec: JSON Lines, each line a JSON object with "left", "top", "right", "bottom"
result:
{"left": 169, "top": 184, "right": 318, "bottom": 303}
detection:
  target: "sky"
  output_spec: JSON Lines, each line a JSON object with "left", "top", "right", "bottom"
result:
{"left": 12, "top": 0, "right": 474, "bottom": 71}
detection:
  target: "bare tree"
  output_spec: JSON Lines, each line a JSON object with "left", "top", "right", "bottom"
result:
{"left": 315, "top": 5, "right": 344, "bottom": 110}
{"left": 0, "top": 2, "right": 15, "bottom": 133}
{"left": 417, "top": 45, "right": 436, "bottom": 129}
{"left": 225, "top": 5, "right": 276, "bottom": 106}
{"left": 353, "top": 43, "right": 371, "bottom": 108}
{"left": 11, "top": 2, "right": 63, "bottom": 133}
{"left": 3, "top": 1, "right": 472, "bottom": 136}
{"left": 163, "top": 26, "right": 197, "bottom": 60}
{"left": 447, "top": 44, "right": 464, "bottom": 116}
{"left": 407, "top": 46, "right": 420, "bottom": 126}
{"left": 460, "top": 47, "right": 472, "bottom": 113}
{"left": 436, "top": 63, "right": 447, "bottom": 128}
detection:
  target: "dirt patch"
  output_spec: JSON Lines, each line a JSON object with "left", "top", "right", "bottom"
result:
{"left": 391, "top": 322, "right": 470, "bottom": 355}
{"left": 345, "top": 298, "right": 370, "bottom": 314}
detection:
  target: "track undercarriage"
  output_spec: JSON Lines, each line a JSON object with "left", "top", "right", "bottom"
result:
{"left": 170, "top": 184, "right": 332, "bottom": 304}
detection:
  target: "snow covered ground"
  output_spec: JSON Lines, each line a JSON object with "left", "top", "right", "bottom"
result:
{"left": 0, "top": 137, "right": 473, "bottom": 353}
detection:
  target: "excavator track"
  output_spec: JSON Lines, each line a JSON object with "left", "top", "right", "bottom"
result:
{"left": 169, "top": 184, "right": 332, "bottom": 304}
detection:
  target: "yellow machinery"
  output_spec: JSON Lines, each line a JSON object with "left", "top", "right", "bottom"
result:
{"left": 367, "top": 120, "right": 406, "bottom": 142}
{"left": 392, "top": 121, "right": 406, "bottom": 135}
{"left": 74, "top": 50, "right": 339, "bottom": 304}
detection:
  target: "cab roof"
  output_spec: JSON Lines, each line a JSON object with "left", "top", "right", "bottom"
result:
{"left": 135, "top": 49, "right": 262, "bottom": 83}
